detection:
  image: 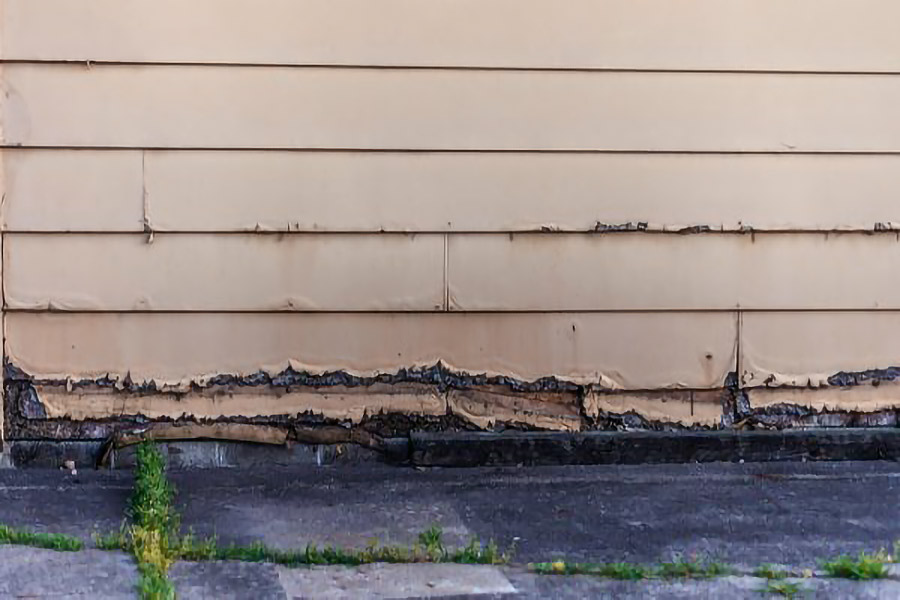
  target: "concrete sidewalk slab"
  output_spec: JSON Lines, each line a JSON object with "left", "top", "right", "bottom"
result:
{"left": 0, "top": 547, "right": 137, "bottom": 599}
{"left": 170, "top": 560, "right": 287, "bottom": 600}
{"left": 503, "top": 570, "right": 900, "bottom": 599}
{"left": 276, "top": 564, "right": 517, "bottom": 599}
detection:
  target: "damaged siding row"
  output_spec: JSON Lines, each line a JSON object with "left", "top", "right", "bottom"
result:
{"left": 2, "top": 0, "right": 900, "bottom": 443}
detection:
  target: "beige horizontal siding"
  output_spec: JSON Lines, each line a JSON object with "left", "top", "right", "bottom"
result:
{"left": 741, "top": 312, "right": 900, "bottom": 388}
{"left": 1, "top": 150, "right": 143, "bottom": 231}
{"left": 4, "top": 234, "right": 445, "bottom": 311}
{"left": 5, "top": 312, "right": 737, "bottom": 389}
{"left": 7, "top": 150, "right": 900, "bottom": 233}
{"left": 448, "top": 234, "right": 900, "bottom": 311}
{"left": 3, "top": 0, "right": 899, "bottom": 72}
{"left": 5, "top": 65, "right": 900, "bottom": 151}
{"left": 143, "top": 151, "right": 900, "bottom": 233}
{"left": 11, "top": 233, "right": 900, "bottom": 312}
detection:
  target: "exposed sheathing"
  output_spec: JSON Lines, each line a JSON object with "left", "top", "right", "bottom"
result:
{"left": 33, "top": 384, "right": 448, "bottom": 423}
{"left": 584, "top": 390, "right": 724, "bottom": 428}
{"left": 446, "top": 388, "right": 582, "bottom": 432}
{"left": 746, "top": 386, "right": 900, "bottom": 415}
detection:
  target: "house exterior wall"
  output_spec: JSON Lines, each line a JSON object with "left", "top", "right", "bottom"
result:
{"left": 2, "top": 0, "right": 899, "bottom": 441}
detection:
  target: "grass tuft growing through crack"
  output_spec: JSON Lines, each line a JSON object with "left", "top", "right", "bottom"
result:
{"left": 0, "top": 524, "right": 84, "bottom": 551}
{"left": 762, "top": 579, "right": 805, "bottom": 599}
{"left": 821, "top": 552, "right": 888, "bottom": 580}
{"left": 530, "top": 556, "right": 729, "bottom": 580}
{"left": 126, "top": 441, "right": 178, "bottom": 600}
{"left": 530, "top": 561, "right": 649, "bottom": 579}
{"left": 171, "top": 524, "right": 510, "bottom": 567}
{"left": 656, "top": 556, "right": 732, "bottom": 579}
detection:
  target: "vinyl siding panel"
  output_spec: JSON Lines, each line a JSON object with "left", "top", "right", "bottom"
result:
{"left": 3, "top": 0, "right": 899, "bottom": 72}
{"left": 1, "top": 150, "right": 143, "bottom": 232}
{"left": 741, "top": 312, "right": 900, "bottom": 388}
{"left": 5, "top": 65, "right": 900, "bottom": 152}
{"left": 448, "top": 234, "right": 900, "bottom": 311}
{"left": 4, "top": 312, "right": 738, "bottom": 389}
{"left": 144, "top": 152, "right": 900, "bottom": 233}
{"left": 4, "top": 233, "right": 445, "bottom": 311}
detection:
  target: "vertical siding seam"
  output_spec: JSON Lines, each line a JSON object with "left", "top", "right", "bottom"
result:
{"left": 443, "top": 233, "right": 450, "bottom": 311}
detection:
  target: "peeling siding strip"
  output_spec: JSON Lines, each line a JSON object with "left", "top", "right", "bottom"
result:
{"left": 4, "top": 312, "right": 737, "bottom": 390}
{"left": 746, "top": 386, "right": 900, "bottom": 414}
{"left": 741, "top": 312, "right": 900, "bottom": 388}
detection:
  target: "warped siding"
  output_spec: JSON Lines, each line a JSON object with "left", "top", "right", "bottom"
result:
{"left": 2, "top": 0, "right": 899, "bottom": 441}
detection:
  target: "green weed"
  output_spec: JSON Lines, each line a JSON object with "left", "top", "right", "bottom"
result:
{"left": 129, "top": 442, "right": 178, "bottom": 534}
{"left": 531, "top": 561, "right": 649, "bottom": 579}
{"left": 755, "top": 563, "right": 789, "bottom": 580}
{"left": 0, "top": 524, "right": 84, "bottom": 551}
{"left": 656, "top": 556, "right": 732, "bottom": 579}
{"left": 821, "top": 552, "right": 888, "bottom": 580}
{"left": 93, "top": 528, "right": 129, "bottom": 551}
{"left": 531, "top": 557, "right": 732, "bottom": 580}
{"left": 127, "top": 441, "right": 178, "bottom": 599}
{"left": 762, "top": 579, "right": 805, "bottom": 598}
{"left": 169, "top": 525, "right": 509, "bottom": 568}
